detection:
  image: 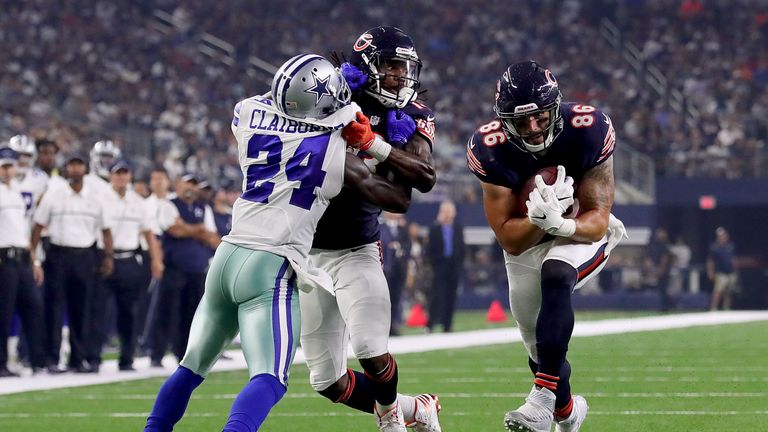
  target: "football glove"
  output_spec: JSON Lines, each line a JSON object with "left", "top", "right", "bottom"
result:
{"left": 386, "top": 109, "right": 417, "bottom": 145}
{"left": 605, "top": 213, "right": 628, "bottom": 254}
{"left": 339, "top": 63, "right": 368, "bottom": 91}
{"left": 535, "top": 165, "right": 575, "bottom": 213}
{"left": 341, "top": 112, "right": 392, "bottom": 161}
{"left": 342, "top": 112, "right": 375, "bottom": 148}
{"left": 527, "top": 187, "right": 576, "bottom": 237}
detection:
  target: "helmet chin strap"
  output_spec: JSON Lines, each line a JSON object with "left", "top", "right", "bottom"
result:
{"left": 368, "top": 86, "right": 416, "bottom": 108}
{"left": 521, "top": 131, "right": 554, "bottom": 153}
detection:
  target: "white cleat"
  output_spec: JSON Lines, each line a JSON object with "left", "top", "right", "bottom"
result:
{"left": 555, "top": 395, "right": 588, "bottom": 432}
{"left": 503, "top": 386, "right": 555, "bottom": 432}
{"left": 376, "top": 401, "right": 407, "bottom": 432}
{"left": 408, "top": 394, "right": 442, "bottom": 432}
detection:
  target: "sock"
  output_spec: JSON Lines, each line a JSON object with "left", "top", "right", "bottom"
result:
{"left": 529, "top": 358, "right": 572, "bottom": 411}
{"left": 222, "top": 374, "right": 286, "bottom": 432}
{"left": 534, "top": 372, "right": 559, "bottom": 392}
{"left": 330, "top": 369, "right": 416, "bottom": 423}
{"left": 555, "top": 395, "right": 574, "bottom": 420}
{"left": 144, "top": 366, "right": 204, "bottom": 432}
{"left": 398, "top": 394, "right": 417, "bottom": 424}
{"left": 334, "top": 368, "right": 376, "bottom": 413}
{"left": 364, "top": 353, "right": 399, "bottom": 407}
{"left": 554, "top": 360, "right": 572, "bottom": 410}
{"left": 536, "top": 260, "right": 577, "bottom": 376}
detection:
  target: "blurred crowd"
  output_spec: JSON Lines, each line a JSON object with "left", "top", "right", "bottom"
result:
{"left": 1, "top": 0, "right": 767, "bottom": 205}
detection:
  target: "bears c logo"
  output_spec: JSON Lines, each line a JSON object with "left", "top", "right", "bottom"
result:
{"left": 545, "top": 69, "right": 557, "bottom": 86}
{"left": 353, "top": 33, "right": 374, "bottom": 52}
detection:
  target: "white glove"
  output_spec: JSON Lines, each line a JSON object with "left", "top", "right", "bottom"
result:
{"left": 605, "top": 213, "right": 628, "bottom": 254}
{"left": 535, "top": 165, "right": 575, "bottom": 213}
{"left": 527, "top": 187, "right": 576, "bottom": 237}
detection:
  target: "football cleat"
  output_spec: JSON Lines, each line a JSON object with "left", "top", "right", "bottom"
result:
{"left": 376, "top": 401, "right": 407, "bottom": 432}
{"left": 555, "top": 395, "right": 588, "bottom": 432}
{"left": 407, "top": 394, "right": 442, "bottom": 432}
{"left": 503, "top": 386, "right": 555, "bottom": 432}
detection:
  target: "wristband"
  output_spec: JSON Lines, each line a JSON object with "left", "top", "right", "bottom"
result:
{"left": 365, "top": 136, "right": 392, "bottom": 162}
{"left": 553, "top": 218, "right": 576, "bottom": 238}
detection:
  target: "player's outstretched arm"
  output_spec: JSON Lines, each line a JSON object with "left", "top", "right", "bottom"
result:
{"left": 571, "top": 156, "right": 614, "bottom": 242}
{"left": 344, "top": 153, "right": 410, "bottom": 213}
{"left": 481, "top": 181, "right": 546, "bottom": 255}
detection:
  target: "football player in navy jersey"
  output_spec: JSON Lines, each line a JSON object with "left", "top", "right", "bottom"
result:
{"left": 299, "top": 26, "right": 441, "bottom": 432}
{"left": 467, "top": 61, "right": 627, "bottom": 432}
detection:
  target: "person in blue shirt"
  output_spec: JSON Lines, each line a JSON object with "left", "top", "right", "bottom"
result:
{"left": 707, "top": 227, "right": 737, "bottom": 311}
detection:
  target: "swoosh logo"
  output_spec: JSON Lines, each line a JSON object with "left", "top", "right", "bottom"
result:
{"left": 532, "top": 215, "right": 547, "bottom": 220}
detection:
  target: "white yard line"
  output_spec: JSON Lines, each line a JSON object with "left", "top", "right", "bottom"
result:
{"left": 2, "top": 410, "right": 768, "bottom": 418}
{"left": 1, "top": 311, "right": 767, "bottom": 395}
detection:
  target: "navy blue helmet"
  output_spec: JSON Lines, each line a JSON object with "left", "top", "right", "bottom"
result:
{"left": 494, "top": 61, "right": 563, "bottom": 153}
{"left": 349, "top": 26, "right": 422, "bottom": 109}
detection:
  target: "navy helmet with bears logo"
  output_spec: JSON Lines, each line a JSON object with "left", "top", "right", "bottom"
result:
{"left": 349, "top": 26, "right": 422, "bottom": 109}
{"left": 494, "top": 61, "right": 564, "bottom": 154}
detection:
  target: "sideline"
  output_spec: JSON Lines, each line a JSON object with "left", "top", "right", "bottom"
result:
{"left": 2, "top": 311, "right": 766, "bottom": 395}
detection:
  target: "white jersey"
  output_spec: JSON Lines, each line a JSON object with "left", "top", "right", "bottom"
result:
{"left": 223, "top": 95, "right": 359, "bottom": 265}
{"left": 16, "top": 167, "right": 49, "bottom": 218}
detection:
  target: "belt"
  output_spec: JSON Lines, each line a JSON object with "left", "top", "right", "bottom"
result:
{"left": 0, "top": 247, "right": 29, "bottom": 261}
{"left": 113, "top": 249, "right": 137, "bottom": 260}
{"left": 50, "top": 244, "right": 94, "bottom": 253}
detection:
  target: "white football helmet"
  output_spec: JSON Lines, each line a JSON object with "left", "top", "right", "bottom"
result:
{"left": 271, "top": 54, "right": 351, "bottom": 120}
{"left": 8, "top": 135, "right": 36, "bottom": 174}
{"left": 90, "top": 140, "right": 122, "bottom": 179}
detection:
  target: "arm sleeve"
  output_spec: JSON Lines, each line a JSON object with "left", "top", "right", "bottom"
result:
{"left": 98, "top": 200, "right": 111, "bottom": 231}
{"left": 204, "top": 205, "right": 217, "bottom": 232}
{"left": 593, "top": 111, "right": 616, "bottom": 166}
{"left": 158, "top": 201, "right": 180, "bottom": 232}
{"left": 139, "top": 199, "right": 153, "bottom": 232}
{"left": 33, "top": 193, "right": 53, "bottom": 226}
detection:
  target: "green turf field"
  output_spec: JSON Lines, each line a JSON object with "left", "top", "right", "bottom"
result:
{"left": 1, "top": 316, "right": 766, "bottom": 431}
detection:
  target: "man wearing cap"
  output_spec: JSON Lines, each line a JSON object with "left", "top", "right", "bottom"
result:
{"left": 30, "top": 153, "right": 114, "bottom": 373}
{"left": 149, "top": 172, "right": 220, "bottom": 367}
{"left": 89, "top": 160, "right": 164, "bottom": 371}
{"left": 0, "top": 147, "right": 46, "bottom": 376}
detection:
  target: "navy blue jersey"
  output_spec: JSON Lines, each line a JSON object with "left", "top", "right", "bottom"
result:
{"left": 313, "top": 93, "right": 435, "bottom": 250}
{"left": 163, "top": 198, "right": 210, "bottom": 272}
{"left": 467, "top": 102, "right": 615, "bottom": 193}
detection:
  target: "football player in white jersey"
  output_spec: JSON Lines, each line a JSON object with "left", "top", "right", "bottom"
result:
{"left": 7, "top": 135, "right": 48, "bottom": 218}
{"left": 144, "top": 54, "right": 410, "bottom": 432}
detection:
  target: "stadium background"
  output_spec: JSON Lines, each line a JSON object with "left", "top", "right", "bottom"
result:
{"left": 1, "top": 0, "right": 768, "bottom": 430}
{"left": 3, "top": 0, "right": 766, "bottom": 308}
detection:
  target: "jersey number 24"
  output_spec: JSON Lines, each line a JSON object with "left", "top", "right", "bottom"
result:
{"left": 242, "top": 133, "right": 329, "bottom": 210}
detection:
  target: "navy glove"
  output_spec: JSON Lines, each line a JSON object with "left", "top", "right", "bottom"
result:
{"left": 386, "top": 109, "right": 417, "bottom": 145}
{"left": 339, "top": 63, "right": 368, "bottom": 91}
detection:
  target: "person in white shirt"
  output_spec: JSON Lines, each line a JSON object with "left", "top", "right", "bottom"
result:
{"left": 90, "top": 160, "right": 164, "bottom": 371}
{"left": 0, "top": 147, "right": 45, "bottom": 376}
{"left": 138, "top": 167, "right": 176, "bottom": 353}
{"left": 30, "top": 153, "right": 114, "bottom": 373}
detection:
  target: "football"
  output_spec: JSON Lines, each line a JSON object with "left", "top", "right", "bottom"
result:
{"left": 517, "top": 166, "right": 560, "bottom": 216}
